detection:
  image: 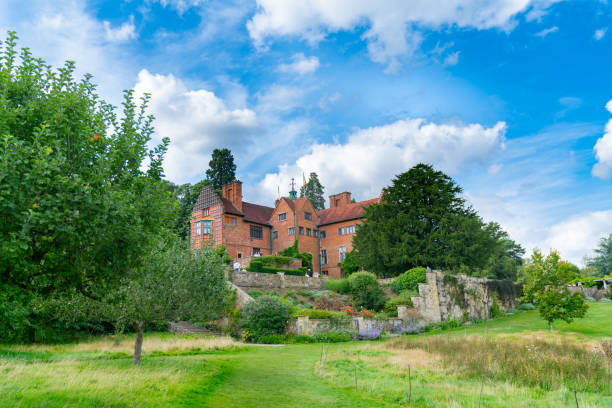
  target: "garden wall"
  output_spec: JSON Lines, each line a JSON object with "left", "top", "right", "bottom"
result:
{"left": 567, "top": 285, "right": 610, "bottom": 301}
{"left": 411, "top": 271, "right": 519, "bottom": 323}
{"left": 231, "top": 270, "right": 328, "bottom": 290}
{"left": 287, "top": 314, "right": 423, "bottom": 336}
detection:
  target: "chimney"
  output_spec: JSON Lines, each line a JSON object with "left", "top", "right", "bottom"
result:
{"left": 329, "top": 192, "right": 351, "bottom": 208}
{"left": 222, "top": 180, "right": 243, "bottom": 212}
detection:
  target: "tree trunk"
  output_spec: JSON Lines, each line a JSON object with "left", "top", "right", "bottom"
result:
{"left": 133, "top": 321, "right": 145, "bottom": 365}
{"left": 549, "top": 321, "right": 554, "bottom": 331}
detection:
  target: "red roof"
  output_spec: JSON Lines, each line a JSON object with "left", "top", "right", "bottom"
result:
{"left": 221, "top": 197, "right": 242, "bottom": 215}
{"left": 243, "top": 202, "right": 274, "bottom": 225}
{"left": 317, "top": 198, "right": 379, "bottom": 226}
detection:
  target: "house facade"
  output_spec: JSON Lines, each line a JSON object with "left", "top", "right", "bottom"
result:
{"left": 191, "top": 180, "right": 381, "bottom": 279}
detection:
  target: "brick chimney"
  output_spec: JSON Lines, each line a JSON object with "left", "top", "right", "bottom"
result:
{"left": 222, "top": 180, "right": 243, "bottom": 212}
{"left": 329, "top": 192, "right": 351, "bottom": 208}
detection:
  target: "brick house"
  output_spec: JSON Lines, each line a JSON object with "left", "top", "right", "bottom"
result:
{"left": 191, "top": 180, "right": 381, "bottom": 278}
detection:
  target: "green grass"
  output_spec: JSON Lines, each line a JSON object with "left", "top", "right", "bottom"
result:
{"left": 1, "top": 303, "right": 611, "bottom": 407}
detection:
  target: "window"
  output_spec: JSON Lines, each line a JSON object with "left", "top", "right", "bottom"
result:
{"left": 338, "top": 227, "right": 344, "bottom": 236}
{"left": 304, "top": 212, "right": 312, "bottom": 221}
{"left": 195, "top": 221, "right": 201, "bottom": 236}
{"left": 252, "top": 248, "right": 261, "bottom": 256}
{"left": 321, "top": 249, "right": 327, "bottom": 265}
{"left": 278, "top": 212, "right": 287, "bottom": 222}
{"left": 250, "top": 225, "right": 263, "bottom": 239}
{"left": 203, "top": 208, "right": 210, "bottom": 216}
{"left": 306, "top": 228, "right": 312, "bottom": 236}
{"left": 237, "top": 252, "right": 242, "bottom": 259}
{"left": 225, "top": 216, "right": 236, "bottom": 225}
{"left": 273, "top": 231, "right": 278, "bottom": 239}
{"left": 288, "top": 227, "right": 295, "bottom": 235}
{"left": 322, "top": 270, "right": 329, "bottom": 276}
{"left": 339, "top": 246, "right": 346, "bottom": 262}
{"left": 320, "top": 230, "right": 326, "bottom": 239}
{"left": 314, "top": 230, "right": 319, "bottom": 237}
{"left": 202, "top": 220, "right": 212, "bottom": 235}
{"left": 299, "top": 226, "right": 304, "bottom": 235}
{"left": 345, "top": 225, "right": 355, "bottom": 234}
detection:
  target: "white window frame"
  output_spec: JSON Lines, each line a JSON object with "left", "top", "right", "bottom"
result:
{"left": 195, "top": 221, "right": 201, "bottom": 236}
{"left": 339, "top": 246, "right": 346, "bottom": 262}
{"left": 278, "top": 212, "right": 287, "bottom": 221}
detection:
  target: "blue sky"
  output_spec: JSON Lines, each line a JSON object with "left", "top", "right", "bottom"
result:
{"left": 2, "top": 0, "right": 612, "bottom": 264}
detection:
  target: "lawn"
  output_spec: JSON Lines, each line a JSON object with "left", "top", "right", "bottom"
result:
{"left": 1, "top": 303, "right": 611, "bottom": 407}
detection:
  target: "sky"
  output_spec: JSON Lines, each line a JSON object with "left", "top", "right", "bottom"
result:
{"left": 1, "top": 0, "right": 612, "bottom": 265}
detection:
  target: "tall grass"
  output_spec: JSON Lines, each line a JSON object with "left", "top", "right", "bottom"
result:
{"left": 389, "top": 335, "right": 609, "bottom": 392}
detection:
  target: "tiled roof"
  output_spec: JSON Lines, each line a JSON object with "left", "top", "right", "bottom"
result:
{"left": 243, "top": 202, "right": 274, "bottom": 225}
{"left": 194, "top": 186, "right": 222, "bottom": 212}
{"left": 221, "top": 197, "right": 242, "bottom": 215}
{"left": 317, "top": 198, "right": 379, "bottom": 226}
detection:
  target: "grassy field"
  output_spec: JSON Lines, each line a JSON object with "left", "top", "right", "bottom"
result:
{"left": 1, "top": 303, "right": 611, "bottom": 407}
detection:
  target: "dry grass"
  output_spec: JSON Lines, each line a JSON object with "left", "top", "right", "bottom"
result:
{"left": 3, "top": 333, "right": 238, "bottom": 355}
{"left": 388, "top": 334, "right": 609, "bottom": 392}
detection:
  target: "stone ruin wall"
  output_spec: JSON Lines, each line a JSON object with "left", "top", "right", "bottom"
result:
{"left": 231, "top": 270, "right": 328, "bottom": 290}
{"left": 411, "top": 271, "right": 519, "bottom": 323}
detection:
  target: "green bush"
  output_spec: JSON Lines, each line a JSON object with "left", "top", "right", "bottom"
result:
{"left": 290, "top": 308, "right": 347, "bottom": 319}
{"left": 313, "top": 330, "right": 353, "bottom": 343}
{"left": 260, "top": 255, "right": 294, "bottom": 267}
{"left": 383, "top": 296, "right": 413, "bottom": 315}
{"left": 241, "top": 296, "right": 290, "bottom": 341}
{"left": 291, "top": 335, "right": 316, "bottom": 343}
{"left": 325, "top": 278, "right": 351, "bottom": 294}
{"left": 348, "top": 271, "right": 387, "bottom": 311}
{"left": 248, "top": 258, "right": 263, "bottom": 272}
{"left": 439, "top": 318, "right": 460, "bottom": 330}
{"left": 257, "top": 334, "right": 289, "bottom": 344}
{"left": 296, "top": 253, "right": 313, "bottom": 270}
{"left": 490, "top": 293, "right": 503, "bottom": 318}
{"left": 390, "top": 267, "right": 427, "bottom": 294}
{"left": 280, "top": 239, "right": 300, "bottom": 257}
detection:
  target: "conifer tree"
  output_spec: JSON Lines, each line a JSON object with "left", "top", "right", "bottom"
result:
{"left": 300, "top": 172, "right": 325, "bottom": 210}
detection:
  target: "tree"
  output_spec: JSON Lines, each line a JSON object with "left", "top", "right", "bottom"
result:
{"left": 61, "top": 239, "right": 229, "bottom": 364}
{"left": 299, "top": 172, "right": 325, "bottom": 210}
{"left": 482, "top": 222, "right": 525, "bottom": 280}
{"left": 587, "top": 234, "right": 612, "bottom": 277}
{"left": 353, "top": 164, "right": 502, "bottom": 276}
{"left": 521, "top": 249, "right": 587, "bottom": 330}
{"left": 338, "top": 250, "right": 361, "bottom": 275}
{"left": 348, "top": 271, "right": 387, "bottom": 311}
{"left": 206, "top": 148, "right": 236, "bottom": 190}
{"left": 0, "top": 32, "right": 175, "bottom": 299}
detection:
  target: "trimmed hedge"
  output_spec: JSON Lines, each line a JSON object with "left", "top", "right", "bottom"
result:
{"left": 324, "top": 278, "right": 351, "bottom": 294}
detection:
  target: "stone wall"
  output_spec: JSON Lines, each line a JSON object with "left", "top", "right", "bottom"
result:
{"left": 287, "top": 314, "right": 422, "bottom": 336}
{"left": 411, "top": 271, "right": 519, "bottom": 323}
{"left": 231, "top": 270, "right": 328, "bottom": 290}
{"left": 567, "top": 285, "right": 610, "bottom": 301}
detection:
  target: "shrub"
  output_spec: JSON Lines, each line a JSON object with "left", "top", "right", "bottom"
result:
{"left": 383, "top": 296, "right": 413, "bottom": 315}
{"left": 438, "top": 318, "right": 460, "bottom": 330}
{"left": 259, "top": 255, "right": 294, "bottom": 267}
{"left": 313, "top": 293, "right": 347, "bottom": 310}
{"left": 325, "top": 278, "right": 351, "bottom": 294}
{"left": 359, "top": 309, "right": 374, "bottom": 318}
{"left": 490, "top": 293, "right": 503, "bottom": 318}
{"left": 257, "top": 334, "right": 289, "bottom": 344}
{"left": 390, "top": 267, "right": 427, "bottom": 294}
{"left": 518, "top": 303, "right": 536, "bottom": 310}
{"left": 247, "top": 258, "right": 263, "bottom": 272}
{"left": 341, "top": 306, "right": 357, "bottom": 316}
{"left": 348, "top": 271, "right": 387, "bottom": 311}
{"left": 313, "top": 330, "right": 353, "bottom": 343}
{"left": 241, "top": 296, "right": 290, "bottom": 341}
{"left": 290, "top": 308, "right": 346, "bottom": 319}
{"left": 291, "top": 335, "right": 316, "bottom": 343}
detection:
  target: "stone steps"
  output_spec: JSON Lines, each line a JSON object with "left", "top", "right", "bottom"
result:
{"left": 167, "top": 321, "right": 222, "bottom": 336}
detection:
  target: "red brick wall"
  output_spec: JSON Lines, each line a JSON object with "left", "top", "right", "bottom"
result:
{"left": 190, "top": 205, "right": 223, "bottom": 249}
{"left": 319, "top": 219, "right": 362, "bottom": 279}
{"left": 222, "top": 215, "right": 271, "bottom": 266}
{"left": 329, "top": 192, "right": 351, "bottom": 208}
{"left": 222, "top": 180, "right": 243, "bottom": 212}
{"left": 270, "top": 198, "right": 296, "bottom": 254}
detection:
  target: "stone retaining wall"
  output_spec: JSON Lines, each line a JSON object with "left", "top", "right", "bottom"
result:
{"left": 411, "top": 271, "right": 519, "bottom": 323}
{"left": 287, "top": 314, "right": 422, "bottom": 336}
{"left": 231, "top": 270, "right": 328, "bottom": 290}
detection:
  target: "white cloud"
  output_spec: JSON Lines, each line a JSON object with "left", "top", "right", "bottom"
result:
{"left": 103, "top": 16, "right": 137, "bottom": 43}
{"left": 156, "top": 0, "right": 205, "bottom": 14}
{"left": 535, "top": 26, "right": 558, "bottom": 37}
{"left": 594, "top": 27, "right": 608, "bottom": 40}
{"left": 133, "top": 70, "right": 259, "bottom": 182}
{"left": 592, "top": 99, "right": 612, "bottom": 179}
{"left": 259, "top": 118, "right": 506, "bottom": 202}
{"left": 278, "top": 53, "right": 320, "bottom": 75}
{"left": 443, "top": 51, "right": 460, "bottom": 66}
{"left": 544, "top": 211, "right": 612, "bottom": 265}
{"left": 247, "top": 0, "right": 562, "bottom": 69}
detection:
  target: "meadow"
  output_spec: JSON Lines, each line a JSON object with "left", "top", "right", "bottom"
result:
{"left": 1, "top": 303, "right": 611, "bottom": 407}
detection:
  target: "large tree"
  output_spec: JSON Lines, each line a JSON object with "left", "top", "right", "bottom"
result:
{"left": 353, "top": 164, "right": 516, "bottom": 276}
{"left": 586, "top": 234, "right": 612, "bottom": 277}
{"left": 206, "top": 148, "right": 236, "bottom": 190}
{"left": 299, "top": 172, "right": 325, "bottom": 210}
{"left": 0, "top": 32, "right": 175, "bottom": 298}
